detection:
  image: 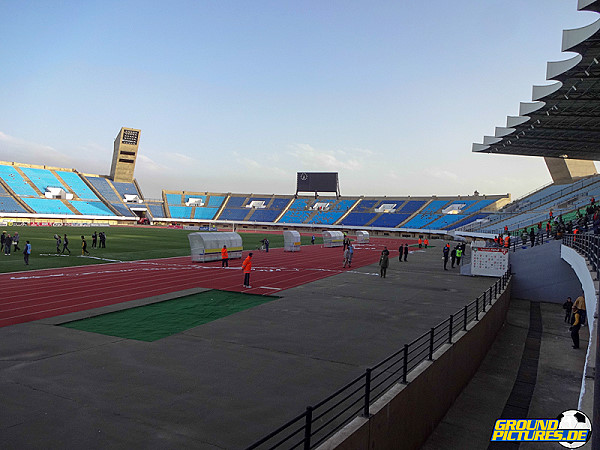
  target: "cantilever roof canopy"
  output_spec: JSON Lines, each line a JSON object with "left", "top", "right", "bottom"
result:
{"left": 473, "top": 0, "right": 600, "bottom": 161}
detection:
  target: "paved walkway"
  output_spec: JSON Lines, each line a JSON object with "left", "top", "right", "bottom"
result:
{"left": 423, "top": 298, "right": 589, "bottom": 450}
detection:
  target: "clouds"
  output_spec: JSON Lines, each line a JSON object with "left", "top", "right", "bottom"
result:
{"left": 287, "top": 143, "right": 370, "bottom": 171}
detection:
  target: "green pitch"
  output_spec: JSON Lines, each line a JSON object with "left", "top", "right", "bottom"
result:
{"left": 60, "top": 290, "right": 277, "bottom": 341}
{"left": 0, "top": 226, "right": 318, "bottom": 274}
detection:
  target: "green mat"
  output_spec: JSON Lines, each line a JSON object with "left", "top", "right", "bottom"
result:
{"left": 60, "top": 290, "right": 276, "bottom": 341}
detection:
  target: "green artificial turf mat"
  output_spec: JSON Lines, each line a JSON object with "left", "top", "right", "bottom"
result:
{"left": 60, "top": 290, "right": 276, "bottom": 342}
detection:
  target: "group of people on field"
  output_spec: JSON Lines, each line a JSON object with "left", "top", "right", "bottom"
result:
{"left": 55, "top": 231, "right": 107, "bottom": 256}
{"left": 1, "top": 231, "right": 31, "bottom": 264}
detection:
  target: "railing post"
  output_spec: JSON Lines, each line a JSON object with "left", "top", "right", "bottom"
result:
{"left": 429, "top": 328, "right": 434, "bottom": 360}
{"left": 463, "top": 305, "right": 468, "bottom": 331}
{"left": 304, "top": 406, "right": 313, "bottom": 450}
{"left": 363, "top": 369, "right": 371, "bottom": 418}
{"left": 402, "top": 344, "right": 408, "bottom": 384}
{"left": 448, "top": 315, "right": 453, "bottom": 344}
{"left": 482, "top": 294, "right": 487, "bottom": 312}
{"left": 495, "top": 282, "right": 498, "bottom": 298}
{"left": 488, "top": 287, "right": 492, "bottom": 305}
{"left": 475, "top": 298, "right": 479, "bottom": 321}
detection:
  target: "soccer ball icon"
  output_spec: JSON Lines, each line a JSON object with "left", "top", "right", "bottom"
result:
{"left": 557, "top": 410, "right": 592, "bottom": 448}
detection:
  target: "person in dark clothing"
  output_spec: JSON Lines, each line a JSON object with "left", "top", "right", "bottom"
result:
{"left": 311, "top": 235, "right": 315, "bottom": 245}
{"left": 62, "top": 234, "right": 71, "bottom": 254}
{"left": 99, "top": 232, "right": 106, "bottom": 248}
{"left": 264, "top": 238, "right": 269, "bottom": 253}
{"left": 379, "top": 248, "right": 389, "bottom": 278}
{"left": 4, "top": 234, "right": 12, "bottom": 255}
{"left": 55, "top": 234, "right": 61, "bottom": 253}
{"left": 529, "top": 228, "right": 536, "bottom": 247}
{"left": 570, "top": 307, "right": 582, "bottom": 349}
{"left": 443, "top": 244, "right": 449, "bottom": 270}
{"left": 0, "top": 232, "right": 5, "bottom": 253}
{"left": 403, "top": 244, "right": 408, "bottom": 262}
{"left": 563, "top": 297, "right": 574, "bottom": 323}
{"left": 92, "top": 231, "right": 98, "bottom": 248}
{"left": 81, "top": 236, "right": 90, "bottom": 256}
{"left": 450, "top": 247, "right": 457, "bottom": 268}
{"left": 12, "top": 232, "right": 20, "bottom": 251}
{"left": 399, "top": 245, "right": 403, "bottom": 262}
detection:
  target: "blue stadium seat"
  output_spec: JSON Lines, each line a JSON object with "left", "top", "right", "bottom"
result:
{"left": 219, "top": 208, "right": 250, "bottom": 221}
{"left": 112, "top": 182, "right": 139, "bottom": 197}
{"left": 57, "top": 171, "right": 100, "bottom": 201}
{"left": 86, "top": 177, "right": 122, "bottom": 203}
{"left": 166, "top": 193, "right": 182, "bottom": 204}
{"left": 248, "top": 209, "right": 281, "bottom": 222}
{"left": 22, "top": 198, "right": 75, "bottom": 215}
{"left": 70, "top": 201, "right": 114, "bottom": 216}
{"left": 340, "top": 212, "right": 377, "bottom": 226}
{"left": 0, "top": 165, "right": 38, "bottom": 197}
{"left": 207, "top": 195, "right": 225, "bottom": 207}
{"left": 226, "top": 196, "right": 247, "bottom": 208}
{"left": 169, "top": 205, "right": 192, "bottom": 219}
{"left": 148, "top": 204, "right": 166, "bottom": 218}
{"left": 111, "top": 203, "right": 135, "bottom": 217}
{"left": 194, "top": 207, "right": 218, "bottom": 220}
{"left": 20, "top": 167, "right": 68, "bottom": 193}
{"left": 0, "top": 197, "right": 27, "bottom": 213}
{"left": 370, "top": 214, "right": 410, "bottom": 228}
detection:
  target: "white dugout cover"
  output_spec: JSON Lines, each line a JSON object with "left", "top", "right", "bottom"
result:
{"left": 323, "top": 230, "right": 344, "bottom": 248}
{"left": 283, "top": 230, "right": 301, "bottom": 252}
{"left": 356, "top": 231, "right": 369, "bottom": 243}
{"left": 188, "top": 232, "right": 243, "bottom": 262}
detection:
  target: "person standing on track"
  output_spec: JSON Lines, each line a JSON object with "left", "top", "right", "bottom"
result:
{"left": 379, "top": 247, "right": 389, "bottom": 278}
{"left": 221, "top": 245, "right": 229, "bottom": 267}
{"left": 242, "top": 252, "right": 253, "bottom": 288}
{"left": 398, "top": 244, "right": 403, "bottom": 262}
{"left": 311, "top": 235, "right": 315, "bottom": 245}
{"left": 403, "top": 243, "right": 408, "bottom": 262}
{"left": 62, "top": 234, "right": 70, "bottom": 254}
{"left": 443, "top": 244, "right": 450, "bottom": 270}
{"left": 23, "top": 241, "right": 31, "bottom": 265}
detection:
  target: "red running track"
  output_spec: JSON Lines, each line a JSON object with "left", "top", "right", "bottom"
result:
{"left": 0, "top": 238, "right": 413, "bottom": 328}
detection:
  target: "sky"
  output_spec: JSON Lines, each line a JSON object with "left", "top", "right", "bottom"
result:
{"left": 0, "top": 0, "right": 598, "bottom": 200}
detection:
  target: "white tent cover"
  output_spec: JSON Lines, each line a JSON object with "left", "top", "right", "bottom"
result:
{"left": 323, "top": 230, "right": 344, "bottom": 247}
{"left": 188, "top": 231, "right": 243, "bottom": 262}
{"left": 283, "top": 230, "right": 301, "bottom": 252}
{"left": 356, "top": 230, "right": 370, "bottom": 243}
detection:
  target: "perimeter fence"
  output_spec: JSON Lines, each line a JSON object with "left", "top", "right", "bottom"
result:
{"left": 246, "top": 268, "right": 512, "bottom": 450}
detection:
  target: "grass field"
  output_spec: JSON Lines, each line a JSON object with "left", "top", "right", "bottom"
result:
{"left": 0, "top": 226, "right": 320, "bottom": 274}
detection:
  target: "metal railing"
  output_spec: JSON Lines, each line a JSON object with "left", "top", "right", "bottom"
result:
{"left": 561, "top": 233, "right": 600, "bottom": 450}
{"left": 245, "top": 270, "right": 512, "bottom": 450}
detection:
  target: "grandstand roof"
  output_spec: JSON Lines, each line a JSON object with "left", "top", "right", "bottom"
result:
{"left": 473, "top": 0, "right": 600, "bottom": 161}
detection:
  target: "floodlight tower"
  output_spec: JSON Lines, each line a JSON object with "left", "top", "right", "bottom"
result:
{"left": 110, "top": 127, "right": 141, "bottom": 182}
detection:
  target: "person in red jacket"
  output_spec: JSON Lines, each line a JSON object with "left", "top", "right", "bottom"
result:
{"left": 418, "top": 237, "right": 422, "bottom": 248}
{"left": 242, "top": 252, "right": 253, "bottom": 288}
{"left": 221, "top": 245, "right": 229, "bottom": 267}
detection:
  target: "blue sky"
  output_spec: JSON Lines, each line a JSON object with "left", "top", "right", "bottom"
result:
{"left": 0, "top": 1, "right": 597, "bottom": 199}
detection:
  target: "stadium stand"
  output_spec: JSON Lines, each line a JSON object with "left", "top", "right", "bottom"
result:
{"left": 246, "top": 197, "right": 291, "bottom": 223}
{"left": 278, "top": 198, "right": 313, "bottom": 224}
{"left": 308, "top": 198, "right": 356, "bottom": 225}
{"left": 85, "top": 176, "right": 122, "bottom": 203}
{"left": 147, "top": 203, "right": 166, "bottom": 218}
{"left": 0, "top": 196, "right": 27, "bottom": 213}
{"left": 56, "top": 171, "right": 102, "bottom": 201}
{"left": 169, "top": 205, "right": 193, "bottom": 219}
{"left": 20, "top": 167, "right": 68, "bottom": 194}
{"left": 70, "top": 200, "right": 114, "bottom": 216}
{"left": 22, "top": 198, "right": 75, "bottom": 215}
{"left": 0, "top": 165, "right": 38, "bottom": 197}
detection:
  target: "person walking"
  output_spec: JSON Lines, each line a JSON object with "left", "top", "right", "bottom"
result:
{"left": 418, "top": 237, "right": 422, "bottom": 248}
{"left": 62, "top": 234, "right": 70, "bottom": 254}
{"left": 4, "top": 234, "right": 12, "bottom": 255}
{"left": 264, "top": 238, "right": 269, "bottom": 253}
{"left": 379, "top": 247, "right": 389, "bottom": 278}
{"left": 92, "top": 231, "right": 98, "bottom": 248}
{"left": 23, "top": 240, "right": 31, "bottom": 265}
{"left": 12, "top": 232, "right": 20, "bottom": 252}
{"left": 399, "top": 244, "right": 403, "bottom": 262}
{"left": 81, "top": 236, "right": 90, "bottom": 255}
{"left": 99, "top": 232, "right": 106, "bottom": 248}
{"left": 55, "top": 234, "right": 62, "bottom": 253}
{"left": 424, "top": 238, "right": 429, "bottom": 249}
{"left": 242, "top": 252, "right": 253, "bottom": 288}
{"left": 563, "top": 297, "right": 574, "bottom": 323}
{"left": 443, "top": 244, "right": 449, "bottom": 270}
{"left": 529, "top": 228, "right": 535, "bottom": 247}
{"left": 570, "top": 306, "right": 582, "bottom": 349}
{"left": 311, "top": 235, "right": 315, "bottom": 245}
{"left": 403, "top": 244, "right": 408, "bottom": 262}
{"left": 450, "top": 247, "right": 457, "bottom": 268}
{"left": 455, "top": 246, "right": 463, "bottom": 267}
{"left": 347, "top": 243, "right": 354, "bottom": 268}
{"left": 221, "top": 245, "right": 229, "bottom": 267}
{"left": 343, "top": 246, "right": 350, "bottom": 268}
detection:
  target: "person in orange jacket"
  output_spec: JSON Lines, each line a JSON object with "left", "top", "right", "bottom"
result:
{"left": 242, "top": 252, "right": 253, "bottom": 288}
{"left": 424, "top": 238, "right": 429, "bottom": 249}
{"left": 221, "top": 245, "right": 229, "bottom": 268}
{"left": 418, "top": 237, "right": 422, "bottom": 248}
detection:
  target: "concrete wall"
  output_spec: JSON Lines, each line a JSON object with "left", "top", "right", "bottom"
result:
{"left": 509, "top": 240, "right": 582, "bottom": 303}
{"left": 320, "top": 280, "right": 512, "bottom": 450}
{"left": 544, "top": 157, "right": 597, "bottom": 184}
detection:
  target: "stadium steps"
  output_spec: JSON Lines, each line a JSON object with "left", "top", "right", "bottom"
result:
{"left": 50, "top": 170, "right": 79, "bottom": 199}
{"left": 334, "top": 197, "right": 362, "bottom": 225}
{"left": 212, "top": 194, "right": 230, "bottom": 220}
{"left": 161, "top": 191, "right": 172, "bottom": 218}
{"left": 0, "top": 178, "right": 34, "bottom": 213}
{"left": 13, "top": 166, "right": 44, "bottom": 197}
{"left": 77, "top": 172, "right": 122, "bottom": 216}
{"left": 60, "top": 199, "right": 81, "bottom": 214}
{"left": 273, "top": 198, "right": 294, "bottom": 223}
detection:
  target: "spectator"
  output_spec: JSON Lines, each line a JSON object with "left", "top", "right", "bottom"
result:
{"left": 570, "top": 306, "right": 582, "bottom": 349}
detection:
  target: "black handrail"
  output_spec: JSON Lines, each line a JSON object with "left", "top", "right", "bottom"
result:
{"left": 245, "top": 269, "right": 512, "bottom": 449}
{"left": 561, "top": 234, "right": 599, "bottom": 450}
